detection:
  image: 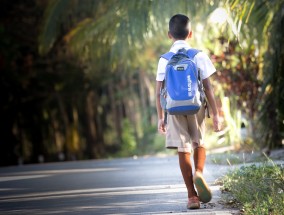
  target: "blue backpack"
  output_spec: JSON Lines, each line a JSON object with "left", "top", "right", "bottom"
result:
{"left": 160, "top": 48, "right": 205, "bottom": 116}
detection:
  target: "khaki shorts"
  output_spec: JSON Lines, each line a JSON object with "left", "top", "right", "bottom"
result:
{"left": 166, "top": 105, "right": 206, "bottom": 153}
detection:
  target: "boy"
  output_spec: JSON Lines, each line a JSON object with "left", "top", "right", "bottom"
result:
{"left": 155, "top": 14, "right": 221, "bottom": 209}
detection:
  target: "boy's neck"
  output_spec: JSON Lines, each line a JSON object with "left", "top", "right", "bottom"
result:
{"left": 172, "top": 38, "right": 189, "bottom": 43}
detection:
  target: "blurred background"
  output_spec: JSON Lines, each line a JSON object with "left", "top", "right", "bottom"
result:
{"left": 0, "top": 0, "right": 283, "bottom": 166}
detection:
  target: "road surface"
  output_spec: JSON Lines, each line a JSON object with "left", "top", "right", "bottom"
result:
{"left": 0, "top": 155, "right": 239, "bottom": 214}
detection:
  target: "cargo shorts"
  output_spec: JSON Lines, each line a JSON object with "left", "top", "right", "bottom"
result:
{"left": 166, "top": 105, "right": 206, "bottom": 153}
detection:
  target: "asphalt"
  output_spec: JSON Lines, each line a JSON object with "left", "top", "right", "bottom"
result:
{"left": 0, "top": 155, "right": 240, "bottom": 214}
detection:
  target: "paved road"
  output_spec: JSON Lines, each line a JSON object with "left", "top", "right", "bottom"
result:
{"left": 0, "top": 155, "right": 239, "bottom": 214}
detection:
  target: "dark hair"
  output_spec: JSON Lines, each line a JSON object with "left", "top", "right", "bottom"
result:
{"left": 169, "top": 14, "right": 191, "bottom": 39}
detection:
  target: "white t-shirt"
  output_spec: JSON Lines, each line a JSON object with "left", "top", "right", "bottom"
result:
{"left": 156, "top": 40, "right": 216, "bottom": 81}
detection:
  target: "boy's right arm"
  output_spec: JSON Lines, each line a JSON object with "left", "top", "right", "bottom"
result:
{"left": 156, "top": 81, "right": 166, "bottom": 134}
{"left": 202, "top": 77, "right": 221, "bottom": 132}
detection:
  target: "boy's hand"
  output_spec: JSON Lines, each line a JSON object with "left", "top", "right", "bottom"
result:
{"left": 213, "top": 114, "right": 222, "bottom": 132}
{"left": 158, "top": 119, "right": 166, "bottom": 135}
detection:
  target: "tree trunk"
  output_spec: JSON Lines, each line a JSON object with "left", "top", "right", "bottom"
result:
{"left": 85, "top": 90, "right": 104, "bottom": 158}
{"left": 108, "top": 83, "right": 122, "bottom": 144}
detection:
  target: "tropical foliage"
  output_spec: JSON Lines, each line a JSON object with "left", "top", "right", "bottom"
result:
{"left": 0, "top": 0, "right": 283, "bottom": 165}
{"left": 225, "top": 0, "right": 284, "bottom": 149}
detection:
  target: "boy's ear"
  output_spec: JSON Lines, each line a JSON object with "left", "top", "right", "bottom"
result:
{"left": 168, "top": 31, "right": 173, "bottom": 39}
{"left": 187, "top": 31, "right": 193, "bottom": 39}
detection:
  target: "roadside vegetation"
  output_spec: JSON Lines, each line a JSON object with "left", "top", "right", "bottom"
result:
{"left": 207, "top": 149, "right": 284, "bottom": 165}
{"left": 221, "top": 160, "right": 284, "bottom": 214}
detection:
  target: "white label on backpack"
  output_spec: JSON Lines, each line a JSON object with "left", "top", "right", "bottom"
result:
{"left": 187, "top": 75, "right": 192, "bottom": 97}
{"left": 173, "top": 64, "right": 188, "bottom": 71}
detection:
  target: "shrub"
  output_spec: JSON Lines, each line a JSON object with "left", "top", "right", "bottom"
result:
{"left": 222, "top": 162, "right": 284, "bottom": 214}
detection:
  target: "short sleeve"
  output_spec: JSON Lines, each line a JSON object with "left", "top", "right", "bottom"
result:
{"left": 194, "top": 52, "right": 216, "bottom": 80}
{"left": 156, "top": 57, "right": 168, "bottom": 81}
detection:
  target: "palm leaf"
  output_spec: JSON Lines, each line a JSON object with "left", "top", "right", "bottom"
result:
{"left": 38, "top": 0, "right": 71, "bottom": 55}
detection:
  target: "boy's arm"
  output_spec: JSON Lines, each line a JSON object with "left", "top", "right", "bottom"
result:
{"left": 202, "top": 77, "right": 221, "bottom": 132}
{"left": 156, "top": 81, "right": 166, "bottom": 134}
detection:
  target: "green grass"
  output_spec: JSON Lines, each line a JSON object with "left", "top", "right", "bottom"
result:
{"left": 221, "top": 160, "right": 284, "bottom": 214}
{"left": 207, "top": 151, "right": 268, "bottom": 165}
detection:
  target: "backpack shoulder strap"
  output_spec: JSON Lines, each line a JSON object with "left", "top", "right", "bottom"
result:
{"left": 160, "top": 52, "right": 175, "bottom": 61}
{"left": 186, "top": 49, "right": 201, "bottom": 59}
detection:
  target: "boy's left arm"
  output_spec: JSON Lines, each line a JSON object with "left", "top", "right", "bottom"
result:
{"left": 202, "top": 77, "right": 221, "bottom": 132}
{"left": 156, "top": 81, "right": 166, "bottom": 134}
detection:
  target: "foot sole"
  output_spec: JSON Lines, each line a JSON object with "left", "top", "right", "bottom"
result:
{"left": 193, "top": 172, "right": 212, "bottom": 203}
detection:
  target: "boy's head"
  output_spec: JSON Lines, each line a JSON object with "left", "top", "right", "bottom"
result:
{"left": 168, "top": 14, "right": 192, "bottom": 40}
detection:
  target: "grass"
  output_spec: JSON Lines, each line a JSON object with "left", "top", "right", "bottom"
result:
{"left": 207, "top": 151, "right": 269, "bottom": 165}
{"left": 221, "top": 159, "right": 284, "bottom": 215}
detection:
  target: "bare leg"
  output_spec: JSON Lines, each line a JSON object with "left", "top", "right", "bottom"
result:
{"left": 178, "top": 151, "right": 200, "bottom": 209}
{"left": 178, "top": 152, "right": 197, "bottom": 198}
{"left": 193, "top": 146, "right": 206, "bottom": 173}
{"left": 192, "top": 145, "right": 212, "bottom": 203}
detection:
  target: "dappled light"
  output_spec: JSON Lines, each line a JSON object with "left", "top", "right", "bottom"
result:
{"left": 0, "top": 156, "right": 235, "bottom": 214}
{"left": 0, "top": 186, "right": 190, "bottom": 214}
{"left": 0, "top": 0, "right": 283, "bottom": 166}
{"left": 209, "top": 8, "right": 228, "bottom": 24}
{"left": 0, "top": 2, "right": 283, "bottom": 214}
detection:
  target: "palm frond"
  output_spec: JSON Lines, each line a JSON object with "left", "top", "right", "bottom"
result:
{"left": 38, "top": 0, "right": 71, "bottom": 55}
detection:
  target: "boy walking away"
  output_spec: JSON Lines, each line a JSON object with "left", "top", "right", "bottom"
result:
{"left": 155, "top": 14, "right": 221, "bottom": 209}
